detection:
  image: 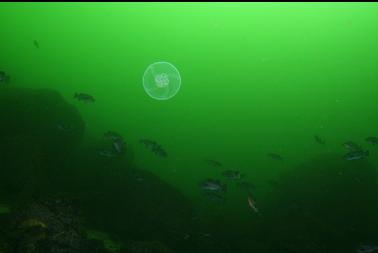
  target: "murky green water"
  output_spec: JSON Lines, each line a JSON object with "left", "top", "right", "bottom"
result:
{"left": 1, "top": 3, "right": 378, "bottom": 253}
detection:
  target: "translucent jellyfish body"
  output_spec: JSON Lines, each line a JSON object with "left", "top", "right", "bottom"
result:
{"left": 143, "top": 61, "right": 181, "bottom": 100}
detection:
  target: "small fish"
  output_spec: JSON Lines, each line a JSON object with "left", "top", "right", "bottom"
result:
{"left": 314, "top": 135, "right": 325, "bottom": 145}
{"left": 154, "top": 147, "right": 167, "bottom": 158}
{"left": 343, "top": 141, "right": 362, "bottom": 152}
{"left": 343, "top": 150, "right": 369, "bottom": 161}
{"left": 74, "top": 93, "right": 95, "bottom": 103}
{"left": 222, "top": 170, "right": 244, "bottom": 180}
{"left": 356, "top": 245, "right": 378, "bottom": 253}
{"left": 113, "top": 138, "right": 126, "bottom": 153}
{"left": 98, "top": 149, "right": 119, "bottom": 158}
{"left": 139, "top": 139, "right": 156, "bottom": 148}
{"left": 0, "top": 71, "right": 10, "bottom": 84}
{"left": 140, "top": 139, "right": 167, "bottom": 158}
{"left": 151, "top": 144, "right": 162, "bottom": 153}
{"left": 267, "top": 153, "right": 283, "bottom": 161}
{"left": 199, "top": 179, "right": 227, "bottom": 193}
{"left": 205, "top": 159, "right": 222, "bottom": 167}
{"left": 366, "top": 137, "right": 378, "bottom": 146}
{"left": 33, "top": 40, "right": 40, "bottom": 49}
{"left": 104, "top": 131, "right": 123, "bottom": 141}
{"left": 103, "top": 131, "right": 126, "bottom": 154}
{"left": 199, "top": 232, "right": 212, "bottom": 238}
{"left": 247, "top": 193, "right": 259, "bottom": 213}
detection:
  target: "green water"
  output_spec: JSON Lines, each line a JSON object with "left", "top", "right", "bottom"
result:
{"left": 1, "top": 3, "right": 378, "bottom": 252}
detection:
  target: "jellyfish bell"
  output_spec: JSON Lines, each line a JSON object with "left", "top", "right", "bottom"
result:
{"left": 155, "top": 73, "right": 169, "bottom": 88}
{"left": 143, "top": 61, "right": 181, "bottom": 100}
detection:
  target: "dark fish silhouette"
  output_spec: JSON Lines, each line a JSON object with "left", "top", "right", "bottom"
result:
{"left": 199, "top": 179, "right": 227, "bottom": 193}
{"left": 113, "top": 138, "right": 126, "bottom": 154}
{"left": 33, "top": 40, "right": 40, "bottom": 49}
{"left": 139, "top": 139, "right": 167, "bottom": 158}
{"left": 343, "top": 150, "right": 369, "bottom": 161}
{"left": 366, "top": 137, "right": 378, "bottom": 146}
{"left": 0, "top": 71, "right": 10, "bottom": 84}
{"left": 205, "top": 159, "right": 222, "bottom": 167}
{"left": 247, "top": 193, "right": 259, "bottom": 213}
{"left": 74, "top": 93, "right": 95, "bottom": 103}
{"left": 343, "top": 141, "right": 362, "bottom": 152}
{"left": 222, "top": 170, "right": 244, "bottom": 180}
{"left": 140, "top": 139, "right": 157, "bottom": 148}
{"left": 357, "top": 244, "right": 378, "bottom": 253}
{"left": 267, "top": 153, "right": 283, "bottom": 161}
{"left": 101, "top": 131, "right": 126, "bottom": 155}
{"left": 98, "top": 148, "right": 119, "bottom": 158}
{"left": 314, "top": 135, "right": 325, "bottom": 145}
{"left": 104, "top": 131, "right": 123, "bottom": 142}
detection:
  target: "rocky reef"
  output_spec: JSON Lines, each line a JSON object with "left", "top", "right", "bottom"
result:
{"left": 0, "top": 87, "right": 197, "bottom": 253}
{"left": 256, "top": 153, "right": 378, "bottom": 252}
{"left": 1, "top": 197, "right": 110, "bottom": 253}
{"left": 0, "top": 88, "right": 85, "bottom": 203}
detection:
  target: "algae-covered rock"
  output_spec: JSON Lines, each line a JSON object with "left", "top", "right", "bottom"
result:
{"left": 0, "top": 87, "right": 85, "bottom": 202}
{"left": 5, "top": 197, "right": 111, "bottom": 253}
{"left": 9, "top": 197, "right": 82, "bottom": 253}
{"left": 0, "top": 87, "right": 84, "bottom": 157}
{"left": 0, "top": 236, "right": 11, "bottom": 253}
{"left": 74, "top": 164, "right": 197, "bottom": 252}
{"left": 0, "top": 87, "right": 198, "bottom": 252}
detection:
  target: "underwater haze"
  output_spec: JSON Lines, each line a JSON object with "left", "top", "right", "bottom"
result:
{"left": 1, "top": 3, "right": 378, "bottom": 253}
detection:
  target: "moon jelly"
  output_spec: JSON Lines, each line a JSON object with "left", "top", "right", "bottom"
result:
{"left": 143, "top": 61, "right": 181, "bottom": 100}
